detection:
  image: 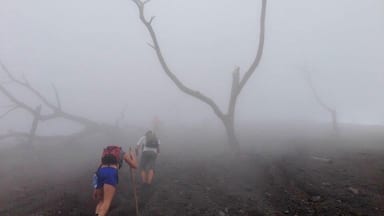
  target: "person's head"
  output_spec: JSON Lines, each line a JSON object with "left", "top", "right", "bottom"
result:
{"left": 145, "top": 130, "right": 157, "bottom": 141}
{"left": 145, "top": 130, "right": 153, "bottom": 137}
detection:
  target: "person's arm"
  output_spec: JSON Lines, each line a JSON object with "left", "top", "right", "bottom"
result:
{"left": 135, "top": 136, "right": 145, "bottom": 154}
{"left": 156, "top": 139, "right": 160, "bottom": 154}
{"left": 124, "top": 150, "right": 137, "bottom": 169}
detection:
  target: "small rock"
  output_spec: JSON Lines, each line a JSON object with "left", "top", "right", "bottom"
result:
{"left": 311, "top": 196, "right": 321, "bottom": 202}
{"left": 348, "top": 187, "right": 359, "bottom": 195}
{"left": 244, "top": 186, "right": 253, "bottom": 192}
{"left": 218, "top": 210, "right": 226, "bottom": 216}
{"left": 224, "top": 208, "right": 229, "bottom": 213}
{"left": 284, "top": 209, "right": 290, "bottom": 214}
{"left": 322, "top": 182, "right": 331, "bottom": 186}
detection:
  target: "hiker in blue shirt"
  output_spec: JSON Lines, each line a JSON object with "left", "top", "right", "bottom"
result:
{"left": 93, "top": 146, "right": 137, "bottom": 216}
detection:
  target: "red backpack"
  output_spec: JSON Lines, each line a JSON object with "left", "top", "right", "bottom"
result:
{"left": 101, "top": 146, "right": 123, "bottom": 168}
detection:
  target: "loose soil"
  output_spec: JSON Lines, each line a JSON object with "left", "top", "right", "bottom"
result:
{"left": 1, "top": 129, "right": 383, "bottom": 216}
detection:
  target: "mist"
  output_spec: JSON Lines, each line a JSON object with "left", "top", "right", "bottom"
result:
{"left": 1, "top": 0, "right": 384, "bottom": 215}
{"left": 1, "top": 0, "right": 383, "bottom": 134}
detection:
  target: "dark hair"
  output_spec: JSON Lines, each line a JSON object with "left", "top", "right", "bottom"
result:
{"left": 145, "top": 130, "right": 157, "bottom": 143}
{"left": 101, "top": 154, "right": 118, "bottom": 165}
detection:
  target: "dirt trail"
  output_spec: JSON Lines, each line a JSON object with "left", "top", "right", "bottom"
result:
{"left": 1, "top": 135, "right": 384, "bottom": 216}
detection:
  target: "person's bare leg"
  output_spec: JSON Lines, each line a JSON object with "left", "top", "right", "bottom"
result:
{"left": 95, "top": 189, "right": 103, "bottom": 215}
{"left": 97, "top": 184, "right": 116, "bottom": 216}
{"left": 147, "top": 169, "right": 154, "bottom": 184}
{"left": 96, "top": 200, "right": 103, "bottom": 215}
{"left": 141, "top": 170, "right": 147, "bottom": 184}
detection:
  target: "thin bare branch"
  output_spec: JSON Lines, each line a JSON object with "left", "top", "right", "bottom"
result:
{"left": 132, "top": 0, "right": 142, "bottom": 8}
{"left": 147, "top": 42, "right": 156, "bottom": 50}
{"left": 0, "top": 60, "right": 58, "bottom": 110}
{"left": 0, "top": 105, "right": 19, "bottom": 119}
{"left": 132, "top": 0, "right": 225, "bottom": 121}
{"left": 0, "top": 81, "right": 96, "bottom": 125}
{"left": 0, "top": 84, "right": 37, "bottom": 115}
{"left": 21, "top": 73, "right": 30, "bottom": 86}
{"left": 0, "top": 60, "right": 99, "bottom": 127}
{"left": 51, "top": 83, "right": 62, "bottom": 110}
{"left": 305, "top": 70, "right": 334, "bottom": 112}
{"left": 115, "top": 105, "right": 129, "bottom": 127}
{"left": 149, "top": 16, "right": 156, "bottom": 25}
{"left": 238, "top": 0, "right": 267, "bottom": 93}
{"left": 0, "top": 61, "right": 20, "bottom": 84}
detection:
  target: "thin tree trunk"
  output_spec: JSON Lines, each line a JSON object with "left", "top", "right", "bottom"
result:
{"left": 28, "top": 105, "right": 41, "bottom": 145}
{"left": 331, "top": 109, "right": 339, "bottom": 136}
{"left": 223, "top": 116, "right": 240, "bottom": 152}
{"left": 305, "top": 71, "right": 340, "bottom": 137}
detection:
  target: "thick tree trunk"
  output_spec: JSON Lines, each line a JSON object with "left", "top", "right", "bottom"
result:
{"left": 223, "top": 116, "right": 240, "bottom": 152}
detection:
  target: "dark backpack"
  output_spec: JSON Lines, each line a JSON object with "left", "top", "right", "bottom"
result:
{"left": 145, "top": 138, "right": 159, "bottom": 148}
{"left": 101, "top": 146, "right": 123, "bottom": 168}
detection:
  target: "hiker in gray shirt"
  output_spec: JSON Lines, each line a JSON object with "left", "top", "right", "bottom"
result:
{"left": 135, "top": 130, "right": 160, "bottom": 186}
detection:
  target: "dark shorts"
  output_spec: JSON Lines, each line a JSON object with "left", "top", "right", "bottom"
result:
{"left": 140, "top": 151, "right": 157, "bottom": 171}
{"left": 96, "top": 167, "right": 119, "bottom": 188}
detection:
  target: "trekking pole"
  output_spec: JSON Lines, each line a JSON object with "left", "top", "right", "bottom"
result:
{"left": 129, "top": 147, "right": 140, "bottom": 216}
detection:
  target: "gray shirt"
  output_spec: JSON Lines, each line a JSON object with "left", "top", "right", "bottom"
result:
{"left": 136, "top": 136, "right": 160, "bottom": 153}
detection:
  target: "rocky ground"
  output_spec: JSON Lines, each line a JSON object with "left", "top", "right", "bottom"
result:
{"left": 0, "top": 129, "right": 384, "bottom": 216}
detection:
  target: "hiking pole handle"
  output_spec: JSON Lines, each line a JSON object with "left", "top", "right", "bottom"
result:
{"left": 130, "top": 167, "right": 140, "bottom": 216}
{"left": 129, "top": 146, "right": 140, "bottom": 216}
{"left": 129, "top": 147, "right": 135, "bottom": 160}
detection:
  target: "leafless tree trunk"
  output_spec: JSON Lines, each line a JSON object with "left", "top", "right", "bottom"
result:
{"left": 305, "top": 71, "right": 340, "bottom": 136}
{"left": 28, "top": 105, "right": 42, "bottom": 145}
{"left": 330, "top": 109, "right": 339, "bottom": 136}
{"left": 131, "top": 0, "right": 267, "bottom": 151}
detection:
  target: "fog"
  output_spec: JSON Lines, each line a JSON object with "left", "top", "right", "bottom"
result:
{"left": 1, "top": 0, "right": 383, "bottom": 135}
{"left": 2, "top": 1, "right": 384, "bottom": 215}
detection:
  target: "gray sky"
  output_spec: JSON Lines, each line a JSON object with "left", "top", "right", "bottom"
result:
{"left": 0, "top": 0, "right": 383, "bottom": 134}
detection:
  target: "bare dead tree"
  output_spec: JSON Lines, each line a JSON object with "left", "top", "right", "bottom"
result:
{"left": 305, "top": 71, "right": 339, "bottom": 136}
{"left": 28, "top": 105, "right": 42, "bottom": 145}
{"left": 0, "top": 60, "right": 100, "bottom": 141}
{"left": 115, "top": 105, "right": 128, "bottom": 128}
{"left": 131, "top": 0, "right": 267, "bottom": 151}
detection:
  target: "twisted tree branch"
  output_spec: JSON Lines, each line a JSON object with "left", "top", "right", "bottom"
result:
{"left": 0, "top": 60, "right": 99, "bottom": 127}
{"left": 0, "top": 60, "right": 58, "bottom": 111}
{"left": 51, "top": 83, "right": 62, "bottom": 110}
{"left": 131, "top": 0, "right": 225, "bottom": 121}
{"left": 0, "top": 105, "right": 19, "bottom": 119}
{"left": 238, "top": 0, "right": 267, "bottom": 93}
